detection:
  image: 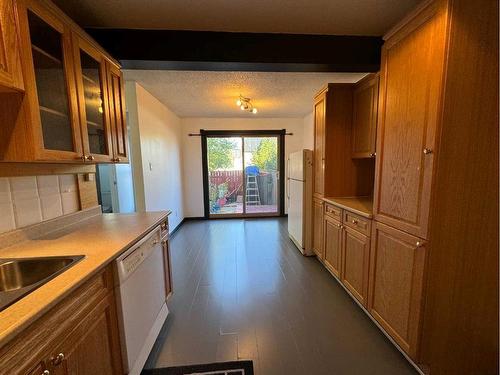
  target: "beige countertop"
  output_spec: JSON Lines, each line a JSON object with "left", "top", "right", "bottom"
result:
{"left": 0, "top": 210, "right": 169, "bottom": 348}
{"left": 323, "top": 196, "right": 374, "bottom": 218}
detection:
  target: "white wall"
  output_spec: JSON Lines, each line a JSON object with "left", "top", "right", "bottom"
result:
{"left": 126, "top": 82, "right": 185, "bottom": 230}
{"left": 181, "top": 117, "right": 306, "bottom": 217}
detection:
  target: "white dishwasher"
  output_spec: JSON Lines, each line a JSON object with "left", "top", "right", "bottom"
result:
{"left": 114, "top": 226, "right": 169, "bottom": 375}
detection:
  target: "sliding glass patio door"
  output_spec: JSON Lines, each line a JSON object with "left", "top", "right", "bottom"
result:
{"left": 202, "top": 130, "right": 284, "bottom": 218}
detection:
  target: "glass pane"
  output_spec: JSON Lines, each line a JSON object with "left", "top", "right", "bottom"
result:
{"left": 243, "top": 137, "right": 279, "bottom": 214}
{"left": 80, "top": 50, "right": 107, "bottom": 155}
{"left": 207, "top": 137, "right": 243, "bottom": 215}
{"left": 28, "top": 11, "right": 74, "bottom": 152}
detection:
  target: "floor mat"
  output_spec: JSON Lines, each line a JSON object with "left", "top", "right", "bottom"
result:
{"left": 142, "top": 360, "right": 254, "bottom": 375}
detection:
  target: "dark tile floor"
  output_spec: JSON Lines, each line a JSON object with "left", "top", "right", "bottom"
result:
{"left": 144, "top": 218, "right": 418, "bottom": 375}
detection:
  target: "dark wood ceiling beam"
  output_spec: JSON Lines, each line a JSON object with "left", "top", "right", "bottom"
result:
{"left": 85, "top": 29, "right": 383, "bottom": 72}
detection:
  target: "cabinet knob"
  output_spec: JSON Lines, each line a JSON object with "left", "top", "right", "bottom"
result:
{"left": 42, "top": 371, "right": 50, "bottom": 375}
{"left": 51, "top": 352, "right": 65, "bottom": 366}
{"left": 113, "top": 157, "right": 121, "bottom": 163}
{"left": 85, "top": 155, "right": 95, "bottom": 161}
{"left": 369, "top": 152, "right": 376, "bottom": 158}
{"left": 416, "top": 241, "right": 425, "bottom": 247}
{"left": 351, "top": 219, "right": 358, "bottom": 225}
{"left": 423, "top": 148, "right": 433, "bottom": 155}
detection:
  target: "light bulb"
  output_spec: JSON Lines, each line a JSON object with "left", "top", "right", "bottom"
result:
{"left": 236, "top": 99, "right": 242, "bottom": 106}
{"left": 240, "top": 105, "right": 245, "bottom": 110}
{"left": 252, "top": 108, "right": 257, "bottom": 114}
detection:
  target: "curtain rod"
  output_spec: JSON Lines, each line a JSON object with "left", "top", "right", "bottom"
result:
{"left": 188, "top": 133, "right": 293, "bottom": 136}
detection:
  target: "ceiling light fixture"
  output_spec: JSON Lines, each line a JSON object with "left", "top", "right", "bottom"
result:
{"left": 236, "top": 95, "right": 257, "bottom": 114}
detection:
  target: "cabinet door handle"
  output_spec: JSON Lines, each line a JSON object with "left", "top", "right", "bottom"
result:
{"left": 86, "top": 155, "right": 95, "bottom": 161}
{"left": 369, "top": 152, "right": 376, "bottom": 158}
{"left": 42, "top": 371, "right": 50, "bottom": 375}
{"left": 113, "top": 157, "right": 121, "bottom": 162}
{"left": 416, "top": 241, "right": 425, "bottom": 248}
{"left": 51, "top": 353, "right": 65, "bottom": 366}
{"left": 351, "top": 219, "right": 358, "bottom": 225}
{"left": 423, "top": 148, "right": 433, "bottom": 155}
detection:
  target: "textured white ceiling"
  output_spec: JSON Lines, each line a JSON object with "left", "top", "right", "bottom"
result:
{"left": 123, "top": 70, "right": 368, "bottom": 118}
{"left": 54, "top": 0, "right": 418, "bottom": 36}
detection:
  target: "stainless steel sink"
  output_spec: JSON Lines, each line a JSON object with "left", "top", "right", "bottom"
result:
{"left": 0, "top": 255, "right": 84, "bottom": 311}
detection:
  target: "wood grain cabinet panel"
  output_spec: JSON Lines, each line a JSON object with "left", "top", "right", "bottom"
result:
{"left": 313, "top": 94, "right": 325, "bottom": 197}
{"left": 368, "top": 221, "right": 426, "bottom": 359}
{"left": 312, "top": 197, "right": 324, "bottom": 259}
{"left": 0, "top": 0, "right": 23, "bottom": 91}
{"left": 323, "top": 214, "right": 342, "bottom": 278}
{"left": 49, "top": 294, "right": 122, "bottom": 375}
{"left": 373, "top": 1, "right": 446, "bottom": 239}
{"left": 352, "top": 73, "right": 378, "bottom": 159}
{"left": 341, "top": 226, "right": 370, "bottom": 306}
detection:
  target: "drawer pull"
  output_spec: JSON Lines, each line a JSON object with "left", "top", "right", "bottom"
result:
{"left": 416, "top": 241, "right": 425, "bottom": 247}
{"left": 51, "top": 353, "right": 65, "bottom": 366}
{"left": 42, "top": 371, "right": 50, "bottom": 375}
{"left": 351, "top": 219, "right": 358, "bottom": 225}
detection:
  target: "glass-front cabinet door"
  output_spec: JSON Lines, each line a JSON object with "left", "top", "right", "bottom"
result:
{"left": 73, "top": 36, "right": 113, "bottom": 162}
{"left": 107, "top": 62, "right": 129, "bottom": 163}
{"left": 20, "top": 0, "right": 82, "bottom": 160}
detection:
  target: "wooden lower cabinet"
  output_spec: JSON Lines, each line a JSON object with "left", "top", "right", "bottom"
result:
{"left": 0, "top": 267, "right": 122, "bottom": 375}
{"left": 49, "top": 294, "right": 122, "bottom": 375}
{"left": 367, "top": 221, "right": 426, "bottom": 359}
{"left": 341, "top": 226, "right": 370, "bottom": 306}
{"left": 323, "top": 215, "right": 342, "bottom": 278}
{"left": 312, "top": 197, "right": 324, "bottom": 259}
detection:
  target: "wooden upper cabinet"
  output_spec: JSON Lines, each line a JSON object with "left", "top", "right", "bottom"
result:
{"left": 373, "top": 1, "right": 446, "bottom": 239}
{"left": 107, "top": 63, "right": 129, "bottom": 163}
{"left": 17, "top": 0, "right": 83, "bottom": 161}
{"left": 352, "top": 73, "right": 379, "bottom": 159}
{"left": 0, "top": 0, "right": 128, "bottom": 164}
{"left": 368, "top": 221, "right": 426, "bottom": 359}
{"left": 313, "top": 93, "right": 325, "bottom": 197}
{"left": 0, "top": 0, "right": 23, "bottom": 91}
{"left": 324, "top": 214, "right": 342, "bottom": 278}
{"left": 73, "top": 34, "right": 113, "bottom": 163}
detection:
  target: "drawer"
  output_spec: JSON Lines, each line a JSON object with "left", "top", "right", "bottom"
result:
{"left": 343, "top": 210, "right": 371, "bottom": 236}
{"left": 324, "top": 203, "right": 342, "bottom": 221}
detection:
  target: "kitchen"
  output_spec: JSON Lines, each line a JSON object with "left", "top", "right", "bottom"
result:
{"left": 0, "top": 0, "right": 498, "bottom": 375}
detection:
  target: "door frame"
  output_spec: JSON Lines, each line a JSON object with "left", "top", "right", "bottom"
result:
{"left": 201, "top": 129, "right": 286, "bottom": 219}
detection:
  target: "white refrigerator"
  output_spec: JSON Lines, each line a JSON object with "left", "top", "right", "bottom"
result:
{"left": 287, "top": 149, "right": 313, "bottom": 256}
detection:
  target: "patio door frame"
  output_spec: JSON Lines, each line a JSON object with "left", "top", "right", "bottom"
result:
{"left": 201, "top": 129, "right": 286, "bottom": 219}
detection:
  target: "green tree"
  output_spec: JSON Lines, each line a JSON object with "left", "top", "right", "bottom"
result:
{"left": 252, "top": 138, "right": 277, "bottom": 171}
{"left": 207, "top": 138, "right": 234, "bottom": 171}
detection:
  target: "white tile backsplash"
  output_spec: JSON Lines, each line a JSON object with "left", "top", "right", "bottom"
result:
{"left": 40, "top": 194, "right": 63, "bottom": 220}
{"left": 10, "top": 176, "right": 38, "bottom": 201}
{"left": 0, "top": 202, "right": 15, "bottom": 233}
{"left": 0, "top": 175, "right": 80, "bottom": 234}
{"left": 0, "top": 178, "right": 11, "bottom": 204}
{"left": 37, "top": 175, "right": 61, "bottom": 196}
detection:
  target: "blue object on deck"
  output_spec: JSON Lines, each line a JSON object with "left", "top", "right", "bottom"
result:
{"left": 245, "top": 166, "right": 260, "bottom": 176}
